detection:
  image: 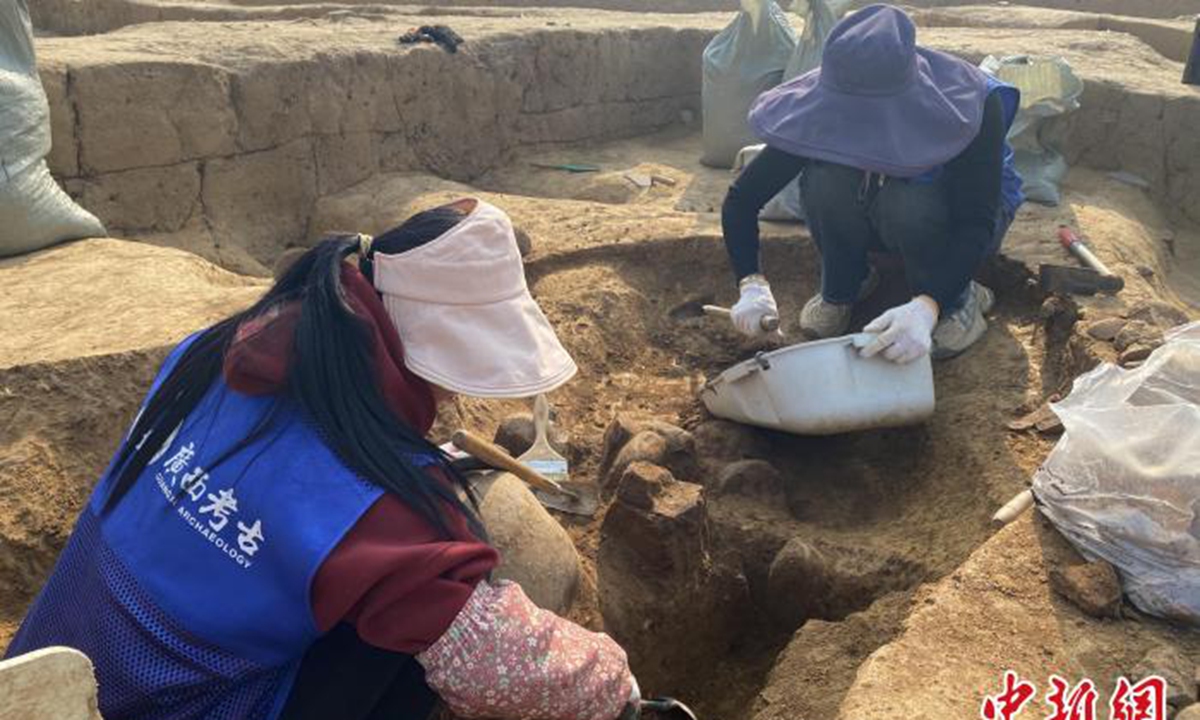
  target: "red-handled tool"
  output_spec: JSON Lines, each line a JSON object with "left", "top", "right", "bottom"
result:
{"left": 1057, "top": 226, "right": 1124, "bottom": 294}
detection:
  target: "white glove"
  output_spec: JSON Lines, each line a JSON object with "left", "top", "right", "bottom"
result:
{"left": 859, "top": 297, "right": 939, "bottom": 364}
{"left": 731, "top": 276, "right": 778, "bottom": 337}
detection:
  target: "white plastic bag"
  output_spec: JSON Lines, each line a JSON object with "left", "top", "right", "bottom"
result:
{"left": 1033, "top": 322, "right": 1200, "bottom": 624}
{"left": 701, "top": 0, "right": 797, "bottom": 169}
{"left": 0, "top": 0, "right": 105, "bottom": 257}
{"left": 980, "top": 55, "right": 1083, "bottom": 207}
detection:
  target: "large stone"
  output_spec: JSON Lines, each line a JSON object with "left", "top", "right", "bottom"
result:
{"left": 1125, "top": 301, "right": 1191, "bottom": 330}
{"left": 598, "top": 461, "right": 749, "bottom": 696}
{"left": 1177, "top": 705, "right": 1200, "bottom": 720}
{"left": 1048, "top": 560, "right": 1123, "bottom": 619}
{"left": 710, "top": 460, "right": 786, "bottom": 505}
{"left": 615, "top": 462, "right": 676, "bottom": 511}
{"left": 766, "top": 538, "right": 832, "bottom": 629}
{"left": 473, "top": 471, "right": 581, "bottom": 615}
{"left": 691, "top": 419, "right": 771, "bottom": 464}
{"left": 598, "top": 415, "right": 698, "bottom": 492}
{"left": 1131, "top": 645, "right": 1198, "bottom": 711}
{"left": 1113, "top": 320, "right": 1163, "bottom": 353}
{"left": 1085, "top": 317, "right": 1128, "bottom": 342}
{"left": 493, "top": 413, "right": 573, "bottom": 462}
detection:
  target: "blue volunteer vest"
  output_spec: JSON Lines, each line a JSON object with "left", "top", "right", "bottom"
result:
{"left": 912, "top": 77, "right": 1024, "bottom": 216}
{"left": 7, "top": 336, "right": 403, "bottom": 719}
{"left": 990, "top": 76, "right": 1025, "bottom": 217}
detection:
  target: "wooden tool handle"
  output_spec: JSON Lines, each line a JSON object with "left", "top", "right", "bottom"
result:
{"left": 702, "top": 304, "right": 780, "bottom": 332}
{"left": 532, "top": 394, "right": 551, "bottom": 447}
{"left": 451, "top": 429, "right": 565, "bottom": 495}
{"left": 992, "top": 489, "right": 1035, "bottom": 528}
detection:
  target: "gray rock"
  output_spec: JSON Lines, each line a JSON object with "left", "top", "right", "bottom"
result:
{"left": 1085, "top": 316, "right": 1127, "bottom": 342}
{"left": 473, "top": 471, "right": 581, "bottom": 614}
{"left": 691, "top": 419, "right": 771, "bottom": 463}
{"left": 711, "top": 459, "right": 786, "bottom": 504}
{"left": 1114, "top": 320, "right": 1164, "bottom": 352}
{"left": 1132, "top": 645, "right": 1198, "bottom": 710}
{"left": 766, "top": 538, "right": 832, "bottom": 629}
{"left": 1176, "top": 704, "right": 1200, "bottom": 720}
{"left": 1049, "top": 560, "right": 1122, "bottom": 619}
{"left": 514, "top": 226, "right": 533, "bottom": 257}
{"left": 617, "top": 461, "right": 676, "bottom": 511}
{"left": 599, "top": 415, "right": 697, "bottom": 492}
{"left": 1126, "top": 301, "right": 1190, "bottom": 330}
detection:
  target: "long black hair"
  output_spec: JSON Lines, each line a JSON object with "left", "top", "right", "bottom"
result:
{"left": 104, "top": 203, "right": 484, "bottom": 540}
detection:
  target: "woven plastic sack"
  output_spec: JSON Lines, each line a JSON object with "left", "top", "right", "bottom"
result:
{"left": 980, "top": 55, "right": 1083, "bottom": 207}
{"left": 783, "top": 0, "right": 853, "bottom": 81}
{"left": 1032, "top": 322, "right": 1200, "bottom": 625}
{"left": 701, "top": 0, "right": 796, "bottom": 169}
{"left": 735, "top": 0, "right": 848, "bottom": 222}
{"left": 0, "top": 0, "right": 105, "bottom": 258}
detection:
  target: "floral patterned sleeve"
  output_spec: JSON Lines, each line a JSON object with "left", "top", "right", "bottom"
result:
{"left": 416, "top": 580, "right": 635, "bottom": 720}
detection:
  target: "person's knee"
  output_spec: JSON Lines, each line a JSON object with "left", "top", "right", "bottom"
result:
{"left": 799, "top": 161, "right": 862, "bottom": 214}
{"left": 875, "top": 181, "right": 950, "bottom": 252}
{"left": 722, "top": 174, "right": 763, "bottom": 219}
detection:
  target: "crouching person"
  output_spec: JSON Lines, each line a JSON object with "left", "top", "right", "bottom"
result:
{"left": 6, "top": 198, "right": 638, "bottom": 720}
{"left": 723, "top": 5, "right": 1023, "bottom": 362}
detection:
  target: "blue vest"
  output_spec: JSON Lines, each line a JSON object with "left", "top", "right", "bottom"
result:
{"left": 7, "top": 336, "right": 390, "bottom": 719}
{"left": 990, "top": 77, "right": 1025, "bottom": 217}
{"left": 912, "top": 77, "right": 1024, "bottom": 217}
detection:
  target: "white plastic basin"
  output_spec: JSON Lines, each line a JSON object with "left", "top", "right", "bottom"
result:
{"left": 700, "top": 333, "right": 936, "bottom": 435}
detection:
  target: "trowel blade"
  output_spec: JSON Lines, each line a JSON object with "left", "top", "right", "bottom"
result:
{"left": 531, "top": 482, "right": 600, "bottom": 517}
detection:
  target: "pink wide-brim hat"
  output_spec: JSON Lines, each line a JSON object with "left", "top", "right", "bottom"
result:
{"left": 372, "top": 199, "right": 577, "bottom": 399}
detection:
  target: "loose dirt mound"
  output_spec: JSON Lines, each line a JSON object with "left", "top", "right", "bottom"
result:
{"left": 835, "top": 515, "right": 1200, "bottom": 720}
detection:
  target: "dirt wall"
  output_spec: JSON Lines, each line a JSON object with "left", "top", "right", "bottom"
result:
{"left": 903, "top": 0, "right": 1200, "bottom": 20}
{"left": 921, "top": 28, "right": 1200, "bottom": 228}
{"left": 30, "top": 0, "right": 740, "bottom": 36}
{"left": 911, "top": 6, "right": 1197, "bottom": 62}
{"left": 35, "top": 14, "right": 721, "bottom": 269}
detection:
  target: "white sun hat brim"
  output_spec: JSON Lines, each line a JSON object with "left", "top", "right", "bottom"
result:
{"left": 372, "top": 200, "right": 577, "bottom": 399}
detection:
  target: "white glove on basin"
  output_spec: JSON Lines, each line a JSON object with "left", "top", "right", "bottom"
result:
{"left": 859, "top": 297, "right": 939, "bottom": 364}
{"left": 731, "top": 276, "right": 778, "bottom": 337}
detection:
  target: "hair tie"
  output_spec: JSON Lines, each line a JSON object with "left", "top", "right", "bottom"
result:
{"left": 358, "top": 233, "right": 374, "bottom": 257}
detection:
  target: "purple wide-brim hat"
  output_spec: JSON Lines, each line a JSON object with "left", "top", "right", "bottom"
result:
{"left": 749, "top": 4, "right": 989, "bottom": 178}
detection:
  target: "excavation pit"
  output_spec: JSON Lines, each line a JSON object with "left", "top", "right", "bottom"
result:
{"left": 5, "top": 3, "right": 1200, "bottom": 718}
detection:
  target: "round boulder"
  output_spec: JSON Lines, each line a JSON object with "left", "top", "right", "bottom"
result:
{"left": 472, "top": 471, "right": 581, "bottom": 614}
{"left": 766, "top": 537, "right": 832, "bottom": 628}
{"left": 493, "top": 412, "right": 575, "bottom": 463}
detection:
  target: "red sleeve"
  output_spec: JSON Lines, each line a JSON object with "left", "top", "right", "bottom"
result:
{"left": 310, "top": 493, "right": 500, "bottom": 655}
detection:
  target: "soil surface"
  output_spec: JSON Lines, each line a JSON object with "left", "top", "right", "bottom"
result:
{"left": 5, "top": 2, "right": 1200, "bottom": 718}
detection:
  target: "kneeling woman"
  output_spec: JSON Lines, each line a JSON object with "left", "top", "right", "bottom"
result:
{"left": 7, "top": 199, "right": 637, "bottom": 720}
{"left": 724, "top": 4, "right": 1023, "bottom": 362}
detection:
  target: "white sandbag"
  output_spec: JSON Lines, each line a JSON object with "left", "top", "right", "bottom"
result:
{"left": 0, "top": 0, "right": 105, "bottom": 257}
{"left": 1032, "top": 322, "right": 1200, "bottom": 625}
{"left": 980, "top": 55, "right": 1083, "bottom": 207}
{"left": 701, "top": 0, "right": 796, "bottom": 169}
{"left": 783, "top": 0, "right": 852, "bottom": 81}
{"left": 731, "top": 0, "right": 848, "bottom": 222}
